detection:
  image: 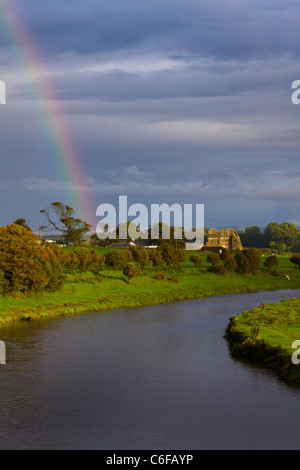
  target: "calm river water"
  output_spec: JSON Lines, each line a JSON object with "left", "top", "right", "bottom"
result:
{"left": 0, "top": 289, "right": 300, "bottom": 450}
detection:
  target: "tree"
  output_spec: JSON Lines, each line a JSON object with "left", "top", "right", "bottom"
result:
{"left": 172, "top": 249, "right": 186, "bottom": 270}
{"left": 123, "top": 263, "right": 140, "bottom": 284}
{"left": 190, "top": 254, "right": 203, "bottom": 268}
{"left": 40, "top": 202, "right": 92, "bottom": 246}
{"left": 264, "top": 255, "right": 278, "bottom": 269}
{"left": 13, "top": 218, "right": 31, "bottom": 231}
{"left": 73, "top": 248, "right": 94, "bottom": 272}
{"left": 63, "top": 250, "right": 78, "bottom": 274}
{"left": 105, "top": 250, "right": 132, "bottom": 270}
{"left": 290, "top": 254, "right": 300, "bottom": 269}
{"left": 264, "top": 222, "right": 299, "bottom": 251}
{"left": 235, "top": 249, "right": 261, "bottom": 274}
{"left": 238, "top": 226, "right": 265, "bottom": 248}
{"left": 206, "top": 253, "right": 221, "bottom": 266}
{"left": 149, "top": 249, "right": 164, "bottom": 271}
{"left": 130, "top": 246, "right": 150, "bottom": 272}
{"left": 0, "top": 224, "right": 64, "bottom": 295}
{"left": 220, "top": 249, "right": 237, "bottom": 270}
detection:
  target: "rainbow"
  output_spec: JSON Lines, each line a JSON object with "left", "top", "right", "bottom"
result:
{"left": 0, "top": 0, "right": 95, "bottom": 226}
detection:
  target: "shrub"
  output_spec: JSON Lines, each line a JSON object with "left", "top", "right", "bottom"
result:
{"left": 63, "top": 250, "right": 78, "bottom": 273}
{"left": 264, "top": 255, "right": 278, "bottom": 268}
{"left": 105, "top": 250, "right": 132, "bottom": 270}
{"left": 0, "top": 269, "right": 9, "bottom": 295}
{"left": 73, "top": 248, "right": 95, "bottom": 272}
{"left": 149, "top": 249, "right": 164, "bottom": 271}
{"left": 169, "top": 275, "right": 180, "bottom": 283}
{"left": 220, "top": 250, "right": 237, "bottom": 270}
{"left": 290, "top": 254, "right": 300, "bottom": 269}
{"left": 0, "top": 224, "right": 65, "bottom": 295}
{"left": 207, "top": 265, "right": 228, "bottom": 277}
{"left": 190, "top": 254, "right": 203, "bottom": 268}
{"left": 268, "top": 267, "right": 281, "bottom": 277}
{"left": 206, "top": 253, "right": 221, "bottom": 266}
{"left": 130, "top": 245, "right": 150, "bottom": 272}
{"left": 235, "top": 249, "right": 261, "bottom": 274}
{"left": 43, "top": 254, "right": 65, "bottom": 291}
{"left": 123, "top": 263, "right": 140, "bottom": 283}
{"left": 155, "top": 273, "right": 165, "bottom": 281}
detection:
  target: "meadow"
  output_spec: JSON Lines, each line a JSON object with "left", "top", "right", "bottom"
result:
{"left": 0, "top": 247, "right": 299, "bottom": 328}
{"left": 226, "top": 297, "right": 300, "bottom": 385}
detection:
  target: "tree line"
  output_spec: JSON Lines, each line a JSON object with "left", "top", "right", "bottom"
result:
{"left": 237, "top": 223, "right": 300, "bottom": 252}
{"left": 35, "top": 202, "right": 300, "bottom": 253}
{"left": 0, "top": 222, "right": 299, "bottom": 296}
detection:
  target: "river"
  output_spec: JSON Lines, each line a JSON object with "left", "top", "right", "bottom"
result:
{"left": 0, "top": 289, "right": 300, "bottom": 450}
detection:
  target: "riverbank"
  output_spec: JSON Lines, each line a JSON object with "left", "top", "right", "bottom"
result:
{"left": 226, "top": 298, "right": 300, "bottom": 386}
{"left": 0, "top": 251, "right": 299, "bottom": 328}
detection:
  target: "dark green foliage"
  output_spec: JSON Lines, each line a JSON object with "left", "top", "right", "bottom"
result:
{"left": 206, "top": 253, "right": 221, "bottom": 266}
{"left": 149, "top": 249, "right": 164, "bottom": 271}
{"left": 159, "top": 243, "right": 185, "bottom": 271}
{"left": 207, "top": 265, "right": 228, "bottom": 277}
{"left": 220, "top": 249, "right": 237, "bottom": 270}
{"left": 63, "top": 250, "right": 78, "bottom": 273}
{"left": 264, "top": 255, "right": 278, "bottom": 268}
{"left": 235, "top": 248, "right": 261, "bottom": 274}
{"left": 0, "top": 224, "right": 65, "bottom": 295}
{"left": 238, "top": 226, "right": 265, "bottom": 248}
{"left": 123, "top": 263, "right": 140, "bottom": 283}
{"left": 290, "top": 254, "right": 300, "bottom": 269}
{"left": 0, "top": 269, "right": 9, "bottom": 295}
{"left": 189, "top": 254, "right": 203, "bottom": 268}
{"left": 264, "top": 222, "right": 299, "bottom": 252}
{"left": 73, "top": 248, "right": 94, "bottom": 272}
{"left": 155, "top": 273, "right": 165, "bottom": 281}
{"left": 130, "top": 246, "right": 150, "bottom": 272}
{"left": 105, "top": 250, "right": 133, "bottom": 270}
{"left": 43, "top": 254, "right": 65, "bottom": 292}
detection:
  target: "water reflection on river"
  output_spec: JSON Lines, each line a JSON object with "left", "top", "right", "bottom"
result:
{"left": 0, "top": 289, "right": 300, "bottom": 450}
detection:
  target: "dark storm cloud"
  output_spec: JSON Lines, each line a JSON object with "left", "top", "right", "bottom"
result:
{"left": 5, "top": 0, "right": 300, "bottom": 61}
{"left": 1, "top": 0, "right": 300, "bottom": 229}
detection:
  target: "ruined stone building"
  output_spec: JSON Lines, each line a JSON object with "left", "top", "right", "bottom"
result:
{"left": 204, "top": 228, "right": 243, "bottom": 252}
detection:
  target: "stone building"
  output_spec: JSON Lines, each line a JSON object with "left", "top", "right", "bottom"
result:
{"left": 204, "top": 228, "right": 243, "bottom": 252}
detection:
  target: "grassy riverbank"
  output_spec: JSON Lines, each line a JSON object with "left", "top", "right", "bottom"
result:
{"left": 226, "top": 298, "right": 300, "bottom": 385}
{"left": 0, "top": 249, "right": 299, "bottom": 328}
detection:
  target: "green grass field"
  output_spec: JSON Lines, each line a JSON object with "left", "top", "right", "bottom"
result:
{"left": 229, "top": 298, "right": 300, "bottom": 354}
{"left": 0, "top": 249, "right": 299, "bottom": 328}
{"left": 226, "top": 297, "right": 300, "bottom": 385}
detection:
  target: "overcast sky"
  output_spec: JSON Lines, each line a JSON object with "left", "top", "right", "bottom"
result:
{"left": 0, "top": 0, "right": 299, "bottom": 233}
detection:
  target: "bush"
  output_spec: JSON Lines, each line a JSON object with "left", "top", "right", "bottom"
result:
{"left": 206, "top": 253, "right": 221, "bottom": 266}
{"left": 169, "top": 275, "right": 180, "bottom": 283}
{"left": 123, "top": 263, "right": 140, "bottom": 283}
{"left": 155, "top": 273, "right": 165, "bottom": 281}
{"left": 290, "top": 254, "right": 300, "bottom": 269}
{"left": 0, "top": 269, "right": 9, "bottom": 295}
{"left": 264, "top": 255, "right": 278, "bottom": 268}
{"left": 190, "top": 254, "right": 203, "bottom": 268}
{"left": 43, "top": 254, "right": 65, "bottom": 291}
{"left": 235, "top": 249, "right": 261, "bottom": 274}
{"left": 0, "top": 224, "right": 65, "bottom": 295}
{"left": 220, "top": 250, "right": 237, "bottom": 270}
{"left": 105, "top": 250, "right": 132, "bottom": 270}
{"left": 207, "top": 265, "right": 228, "bottom": 277}
{"left": 268, "top": 267, "right": 281, "bottom": 277}
{"left": 130, "top": 246, "right": 150, "bottom": 272}
{"left": 63, "top": 250, "right": 78, "bottom": 273}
